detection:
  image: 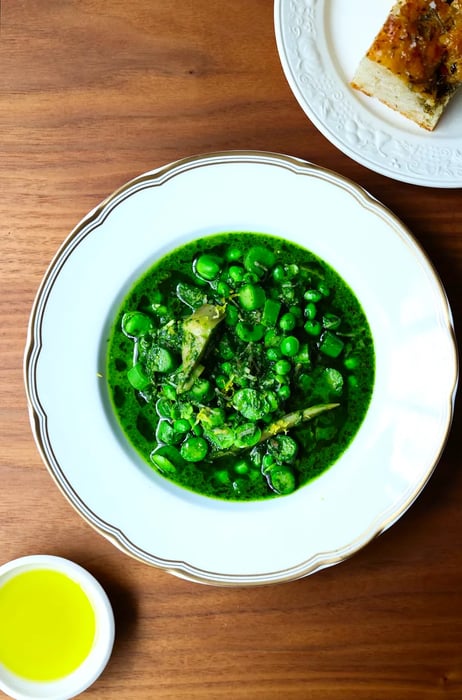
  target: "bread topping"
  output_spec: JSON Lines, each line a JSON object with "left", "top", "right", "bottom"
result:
{"left": 368, "top": 0, "right": 462, "bottom": 98}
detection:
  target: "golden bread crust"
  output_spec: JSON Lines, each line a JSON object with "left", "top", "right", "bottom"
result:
{"left": 351, "top": 0, "right": 462, "bottom": 130}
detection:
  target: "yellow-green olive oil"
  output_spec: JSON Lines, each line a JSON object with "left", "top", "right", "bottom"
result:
{"left": 0, "top": 568, "right": 96, "bottom": 681}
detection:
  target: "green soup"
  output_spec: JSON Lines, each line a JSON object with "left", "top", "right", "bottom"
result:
{"left": 106, "top": 232, "right": 375, "bottom": 501}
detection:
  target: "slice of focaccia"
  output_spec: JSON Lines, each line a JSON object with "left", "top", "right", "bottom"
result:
{"left": 351, "top": 0, "right": 462, "bottom": 130}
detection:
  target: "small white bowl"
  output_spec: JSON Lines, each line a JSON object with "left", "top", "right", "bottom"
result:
{"left": 0, "top": 555, "right": 115, "bottom": 700}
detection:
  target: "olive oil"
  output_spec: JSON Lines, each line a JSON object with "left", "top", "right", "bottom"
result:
{"left": 0, "top": 568, "right": 96, "bottom": 681}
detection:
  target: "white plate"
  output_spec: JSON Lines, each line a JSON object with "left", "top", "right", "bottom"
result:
{"left": 24, "top": 151, "right": 458, "bottom": 586}
{"left": 274, "top": 0, "right": 462, "bottom": 187}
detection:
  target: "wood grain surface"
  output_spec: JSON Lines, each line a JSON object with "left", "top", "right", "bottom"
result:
{"left": 1, "top": 1, "right": 461, "bottom": 698}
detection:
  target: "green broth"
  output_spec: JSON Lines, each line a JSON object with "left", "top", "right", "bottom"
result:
{"left": 106, "top": 232, "right": 375, "bottom": 501}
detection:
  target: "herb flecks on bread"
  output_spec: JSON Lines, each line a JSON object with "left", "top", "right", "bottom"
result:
{"left": 351, "top": 0, "right": 462, "bottom": 130}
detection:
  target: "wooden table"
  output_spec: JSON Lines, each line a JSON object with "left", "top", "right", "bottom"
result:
{"left": 1, "top": 2, "right": 461, "bottom": 697}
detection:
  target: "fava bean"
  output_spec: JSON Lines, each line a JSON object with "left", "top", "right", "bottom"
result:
{"left": 121, "top": 311, "right": 153, "bottom": 338}
{"left": 238, "top": 283, "right": 266, "bottom": 311}
{"left": 195, "top": 254, "right": 222, "bottom": 281}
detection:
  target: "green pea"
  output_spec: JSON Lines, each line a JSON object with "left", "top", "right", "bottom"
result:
{"left": 266, "top": 347, "right": 282, "bottom": 361}
{"left": 173, "top": 419, "right": 191, "bottom": 434}
{"left": 194, "top": 254, "right": 222, "bottom": 281}
{"left": 189, "top": 378, "right": 212, "bottom": 401}
{"left": 236, "top": 322, "right": 265, "bottom": 342}
{"left": 280, "top": 336, "right": 300, "bottom": 357}
{"left": 268, "top": 435, "right": 298, "bottom": 463}
{"left": 274, "top": 359, "right": 291, "bottom": 376}
{"left": 272, "top": 265, "right": 286, "bottom": 283}
{"left": 235, "top": 422, "right": 262, "bottom": 449}
{"left": 180, "top": 437, "right": 208, "bottom": 462}
{"left": 217, "top": 280, "right": 231, "bottom": 298}
{"left": 268, "top": 468, "right": 296, "bottom": 495}
{"left": 147, "top": 346, "right": 176, "bottom": 373}
{"left": 234, "top": 460, "right": 249, "bottom": 475}
{"left": 238, "top": 283, "right": 266, "bottom": 311}
{"left": 214, "top": 469, "right": 231, "bottom": 484}
{"left": 228, "top": 265, "right": 245, "bottom": 283}
{"left": 274, "top": 372, "right": 289, "bottom": 385}
{"left": 304, "top": 302, "right": 317, "bottom": 320}
{"left": 277, "top": 384, "right": 291, "bottom": 400}
{"left": 304, "top": 319, "right": 322, "bottom": 336}
{"left": 285, "top": 264, "right": 299, "bottom": 279}
{"left": 226, "top": 246, "right": 243, "bottom": 262}
{"left": 344, "top": 356, "right": 359, "bottom": 370}
{"left": 304, "top": 289, "right": 322, "bottom": 302}
{"left": 121, "top": 311, "right": 153, "bottom": 338}
{"left": 279, "top": 312, "right": 296, "bottom": 332}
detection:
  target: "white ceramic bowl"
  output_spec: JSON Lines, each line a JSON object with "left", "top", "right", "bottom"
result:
{"left": 0, "top": 555, "right": 115, "bottom": 700}
{"left": 24, "top": 152, "right": 458, "bottom": 586}
{"left": 274, "top": 0, "right": 462, "bottom": 187}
